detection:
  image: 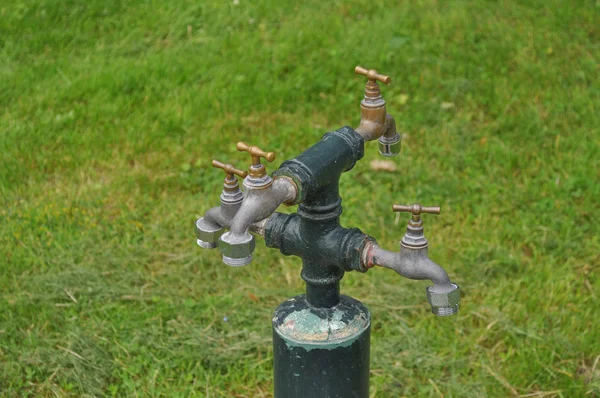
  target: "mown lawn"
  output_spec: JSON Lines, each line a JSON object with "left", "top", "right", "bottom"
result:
{"left": 1, "top": 0, "right": 599, "bottom": 396}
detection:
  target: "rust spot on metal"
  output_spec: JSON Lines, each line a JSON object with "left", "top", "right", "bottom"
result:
{"left": 364, "top": 242, "right": 377, "bottom": 269}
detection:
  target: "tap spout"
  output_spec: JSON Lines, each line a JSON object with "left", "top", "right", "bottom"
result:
{"left": 382, "top": 114, "right": 398, "bottom": 141}
{"left": 363, "top": 241, "right": 460, "bottom": 316}
{"left": 196, "top": 204, "right": 272, "bottom": 251}
{"left": 203, "top": 206, "right": 231, "bottom": 229}
{"left": 356, "top": 112, "right": 401, "bottom": 157}
{"left": 219, "top": 177, "right": 297, "bottom": 266}
{"left": 195, "top": 165, "right": 246, "bottom": 249}
{"left": 195, "top": 206, "right": 233, "bottom": 249}
{"left": 229, "top": 177, "right": 297, "bottom": 238}
{"left": 364, "top": 242, "right": 451, "bottom": 286}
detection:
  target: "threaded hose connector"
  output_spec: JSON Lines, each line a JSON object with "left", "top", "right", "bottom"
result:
{"left": 426, "top": 283, "right": 460, "bottom": 317}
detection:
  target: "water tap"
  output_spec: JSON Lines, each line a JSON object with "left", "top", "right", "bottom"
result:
{"left": 218, "top": 142, "right": 297, "bottom": 266}
{"left": 195, "top": 160, "right": 247, "bottom": 248}
{"left": 354, "top": 66, "right": 401, "bottom": 156}
{"left": 362, "top": 203, "right": 460, "bottom": 316}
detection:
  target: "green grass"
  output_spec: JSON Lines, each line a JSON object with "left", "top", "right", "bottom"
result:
{"left": 1, "top": 0, "right": 599, "bottom": 396}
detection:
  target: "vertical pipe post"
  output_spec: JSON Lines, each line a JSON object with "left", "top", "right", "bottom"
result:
{"left": 272, "top": 294, "right": 371, "bottom": 398}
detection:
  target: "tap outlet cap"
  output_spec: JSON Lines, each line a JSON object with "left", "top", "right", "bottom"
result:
{"left": 196, "top": 217, "right": 224, "bottom": 249}
{"left": 378, "top": 133, "right": 401, "bottom": 157}
{"left": 426, "top": 283, "right": 460, "bottom": 316}
{"left": 219, "top": 232, "right": 256, "bottom": 267}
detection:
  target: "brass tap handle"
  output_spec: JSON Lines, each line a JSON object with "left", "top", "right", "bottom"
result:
{"left": 236, "top": 142, "right": 276, "bottom": 166}
{"left": 212, "top": 159, "right": 248, "bottom": 179}
{"left": 355, "top": 66, "right": 391, "bottom": 85}
{"left": 393, "top": 203, "right": 440, "bottom": 224}
{"left": 392, "top": 204, "right": 441, "bottom": 216}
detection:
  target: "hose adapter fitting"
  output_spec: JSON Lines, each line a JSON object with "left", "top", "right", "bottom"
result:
{"left": 427, "top": 283, "right": 460, "bottom": 316}
{"left": 219, "top": 231, "right": 255, "bottom": 266}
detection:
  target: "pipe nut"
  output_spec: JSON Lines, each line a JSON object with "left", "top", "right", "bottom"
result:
{"left": 377, "top": 133, "right": 401, "bottom": 157}
{"left": 426, "top": 283, "right": 460, "bottom": 316}
{"left": 219, "top": 232, "right": 255, "bottom": 266}
{"left": 195, "top": 217, "right": 224, "bottom": 249}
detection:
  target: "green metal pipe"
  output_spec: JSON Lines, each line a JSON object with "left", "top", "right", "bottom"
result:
{"left": 273, "top": 295, "right": 371, "bottom": 398}
{"left": 265, "top": 127, "right": 375, "bottom": 396}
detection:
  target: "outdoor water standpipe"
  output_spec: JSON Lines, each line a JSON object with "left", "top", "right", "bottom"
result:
{"left": 195, "top": 66, "right": 460, "bottom": 397}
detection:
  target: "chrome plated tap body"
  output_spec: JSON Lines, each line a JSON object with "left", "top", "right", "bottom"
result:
{"left": 228, "top": 177, "right": 296, "bottom": 239}
{"left": 195, "top": 172, "right": 244, "bottom": 248}
{"left": 218, "top": 176, "right": 297, "bottom": 266}
{"left": 362, "top": 242, "right": 459, "bottom": 316}
{"left": 363, "top": 243, "right": 451, "bottom": 286}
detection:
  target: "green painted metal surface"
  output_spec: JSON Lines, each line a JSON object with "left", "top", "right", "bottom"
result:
{"left": 273, "top": 295, "right": 371, "bottom": 398}
{"left": 268, "top": 127, "right": 373, "bottom": 307}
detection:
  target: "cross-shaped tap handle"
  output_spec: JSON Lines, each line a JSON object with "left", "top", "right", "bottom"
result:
{"left": 355, "top": 66, "right": 391, "bottom": 85}
{"left": 392, "top": 204, "right": 441, "bottom": 215}
{"left": 393, "top": 203, "right": 440, "bottom": 223}
{"left": 236, "top": 142, "right": 276, "bottom": 166}
{"left": 212, "top": 159, "right": 248, "bottom": 179}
